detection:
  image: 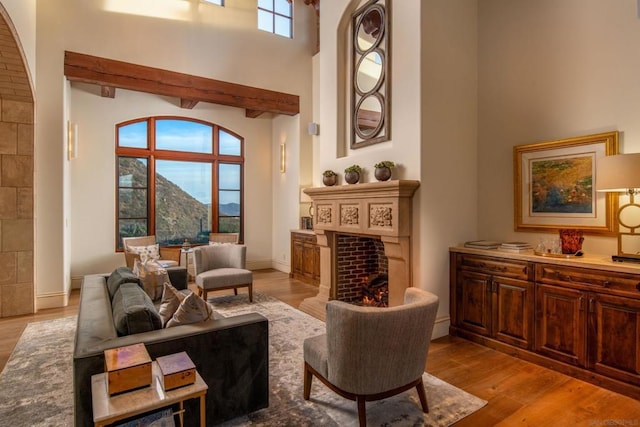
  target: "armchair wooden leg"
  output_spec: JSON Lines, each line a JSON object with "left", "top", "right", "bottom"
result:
{"left": 248, "top": 283, "right": 253, "bottom": 302}
{"left": 356, "top": 397, "right": 367, "bottom": 427}
{"left": 416, "top": 377, "right": 429, "bottom": 413}
{"left": 303, "top": 363, "right": 313, "bottom": 400}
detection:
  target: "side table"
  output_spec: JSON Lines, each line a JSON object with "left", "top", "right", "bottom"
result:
{"left": 180, "top": 248, "right": 194, "bottom": 282}
{"left": 92, "top": 361, "right": 207, "bottom": 427}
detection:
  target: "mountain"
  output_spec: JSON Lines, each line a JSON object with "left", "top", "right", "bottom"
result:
{"left": 220, "top": 202, "right": 240, "bottom": 216}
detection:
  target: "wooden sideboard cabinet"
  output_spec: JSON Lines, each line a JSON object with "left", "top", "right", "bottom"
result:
{"left": 290, "top": 231, "right": 320, "bottom": 285}
{"left": 450, "top": 247, "right": 640, "bottom": 399}
{"left": 453, "top": 253, "right": 534, "bottom": 350}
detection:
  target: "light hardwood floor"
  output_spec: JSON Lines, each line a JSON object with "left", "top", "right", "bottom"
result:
{"left": 1, "top": 269, "right": 639, "bottom": 425}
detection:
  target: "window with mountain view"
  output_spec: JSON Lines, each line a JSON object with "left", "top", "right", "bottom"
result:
{"left": 116, "top": 117, "right": 243, "bottom": 249}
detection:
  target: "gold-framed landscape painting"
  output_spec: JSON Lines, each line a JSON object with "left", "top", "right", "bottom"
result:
{"left": 514, "top": 131, "right": 618, "bottom": 235}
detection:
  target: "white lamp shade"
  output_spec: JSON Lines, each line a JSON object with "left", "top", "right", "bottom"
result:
{"left": 596, "top": 153, "right": 640, "bottom": 192}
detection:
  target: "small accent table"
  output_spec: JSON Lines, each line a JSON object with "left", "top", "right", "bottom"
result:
{"left": 92, "top": 361, "right": 207, "bottom": 427}
{"left": 180, "top": 248, "right": 194, "bottom": 282}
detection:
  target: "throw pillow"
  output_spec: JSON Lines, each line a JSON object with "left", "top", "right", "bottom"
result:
{"left": 157, "top": 282, "right": 186, "bottom": 327}
{"left": 128, "top": 244, "right": 160, "bottom": 262}
{"left": 166, "top": 292, "right": 214, "bottom": 328}
{"left": 133, "top": 258, "right": 169, "bottom": 301}
{"left": 112, "top": 282, "right": 162, "bottom": 335}
{"left": 106, "top": 267, "right": 143, "bottom": 300}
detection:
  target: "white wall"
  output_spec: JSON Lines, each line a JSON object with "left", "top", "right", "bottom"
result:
{"left": 478, "top": 0, "right": 640, "bottom": 255}
{"left": 318, "top": 0, "right": 422, "bottom": 184}
{"left": 420, "top": 0, "right": 478, "bottom": 338}
{"left": 35, "top": 0, "right": 315, "bottom": 297}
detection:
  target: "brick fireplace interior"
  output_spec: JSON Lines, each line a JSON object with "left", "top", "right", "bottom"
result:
{"left": 336, "top": 234, "right": 389, "bottom": 306}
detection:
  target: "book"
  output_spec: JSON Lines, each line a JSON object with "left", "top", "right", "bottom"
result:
{"left": 497, "top": 246, "right": 533, "bottom": 253}
{"left": 500, "top": 241, "right": 531, "bottom": 249}
{"left": 464, "top": 240, "right": 501, "bottom": 249}
{"left": 498, "top": 241, "right": 532, "bottom": 253}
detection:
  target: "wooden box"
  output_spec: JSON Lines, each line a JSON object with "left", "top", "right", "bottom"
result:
{"left": 156, "top": 351, "right": 196, "bottom": 391}
{"left": 104, "top": 343, "right": 152, "bottom": 396}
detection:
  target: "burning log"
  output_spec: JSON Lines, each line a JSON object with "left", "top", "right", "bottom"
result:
{"left": 361, "top": 274, "right": 389, "bottom": 307}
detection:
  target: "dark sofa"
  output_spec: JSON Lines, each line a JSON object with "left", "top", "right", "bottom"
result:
{"left": 73, "top": 273, "right": 269, "bottom": 426}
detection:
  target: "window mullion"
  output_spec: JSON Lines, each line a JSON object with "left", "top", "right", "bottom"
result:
{"left": 148, "top": 154, "right": 156, "bottom": 238}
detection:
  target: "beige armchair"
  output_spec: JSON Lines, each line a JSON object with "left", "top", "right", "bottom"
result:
{"left": 193, "top": 244, "right": 253, "bottom": 302}
{"left": 122, "top": 236, "right": 179, "bottom": 269}
{"left": 303, "top": 287, "right": 439, "bottom": 426}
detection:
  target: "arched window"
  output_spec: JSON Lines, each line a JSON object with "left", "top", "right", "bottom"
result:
{"left": 115, "top": 117, "right": 243, "bottom": 249}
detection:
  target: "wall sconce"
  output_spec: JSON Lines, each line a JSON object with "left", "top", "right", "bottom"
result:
{"left": 596, "top": 153, "right": 640, "bottom": 262}
{"left": 280, "top": 143, "right": 286, "bottom": 173}
{"left": 67, "top": 121, "right": 78, "bottom": 160}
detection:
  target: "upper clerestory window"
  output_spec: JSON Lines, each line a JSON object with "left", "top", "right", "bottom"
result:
{"left": 258, "top": 0, "right": 292, "bottom": 38}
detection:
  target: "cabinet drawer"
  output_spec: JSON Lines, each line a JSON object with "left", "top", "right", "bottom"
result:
{"left": 457, "top": 254, "right": 531, "bottom": 280}
{"left": 292, "top": 232, "right": 316, "bottom": 244}
{"left": 536, "top": 264, "right": 640, "bottom": 298}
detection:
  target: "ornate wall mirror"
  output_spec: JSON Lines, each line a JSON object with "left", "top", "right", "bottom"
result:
{"left": 351, "top": 0, "right": 390, "bottom": 149}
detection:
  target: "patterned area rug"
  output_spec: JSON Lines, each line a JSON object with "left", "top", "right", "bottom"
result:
{"left": 0, "top": 316, "right": 75, "bottom": 427}
{"left": 0, "top": 292, "right": 486, "bottom": 426}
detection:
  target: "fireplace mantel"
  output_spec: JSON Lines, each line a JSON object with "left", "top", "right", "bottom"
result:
{"left": 304, "top": 180, "right": 419, "bottom": 236}
{"left": 299, "top": 180, "right": 420, "bottom": 320}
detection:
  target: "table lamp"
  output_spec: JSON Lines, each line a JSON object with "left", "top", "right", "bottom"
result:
{"left": 596, "top": 153, "right": 640, "bottom": 262}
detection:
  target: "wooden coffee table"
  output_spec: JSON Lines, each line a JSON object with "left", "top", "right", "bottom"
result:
{"left": 91, "top": 361, "right": 207, "bottom": 427}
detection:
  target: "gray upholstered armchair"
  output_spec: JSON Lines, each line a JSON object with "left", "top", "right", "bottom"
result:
{"left": 303, "top": 287, "right": 439, "bottom": 426}
{"left": 193, "top": 244, "right": 253, "bottom": 302}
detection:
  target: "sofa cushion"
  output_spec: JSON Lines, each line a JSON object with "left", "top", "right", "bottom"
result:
{"left": 157, "top": 282, "right": 186, "bottom": 327}
{"left": 166, "top": 292, "right": 214, "bottom": 328}
{"left": 107, "top": 267, "right": 143, "bottom": 300}
{"left": 112, "top": 282, "right": 162, "bottom": 335}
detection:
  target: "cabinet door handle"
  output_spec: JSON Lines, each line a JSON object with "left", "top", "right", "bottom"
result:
{"left": 589, "top": 298, "right": 595, "bottom": 314}
{"left": 579, "top": 296, "right": 585, "bottom": 311}
{"left": 522, "top": 266, "right": 528, "bottom": 275}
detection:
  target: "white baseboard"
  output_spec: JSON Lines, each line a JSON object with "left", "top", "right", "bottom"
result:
{"left": 431, "top": 315, "right": 451, "bottom": 340}
{"left": 246, "top": 259, "right": 276, "bottom": 271}
{"left": 271, "top": 260, "right": 290, "bottom": 273}
{"left": 36, "top": 291, "right": 70, "bottom": 310}
{"left": 71, "top": 276, "right": 83, "bottom": 290}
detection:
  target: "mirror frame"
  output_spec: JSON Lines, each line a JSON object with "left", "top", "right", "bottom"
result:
{"left": 350, "top": 0, "right": 390, "bottom": 149}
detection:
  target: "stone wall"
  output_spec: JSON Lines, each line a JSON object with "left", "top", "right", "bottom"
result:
{"left": 0, "top": 99, "right": 34, "bottom": 316}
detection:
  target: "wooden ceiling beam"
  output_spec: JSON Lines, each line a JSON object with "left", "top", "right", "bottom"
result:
{"left": 180, "top": 98, "right": 199, "bottom": 109}
{"left": 64, "top": 51, "right": 299, "bottom": 116}
{"left": 245, "top": 109, "right": 264, "bottom": 118}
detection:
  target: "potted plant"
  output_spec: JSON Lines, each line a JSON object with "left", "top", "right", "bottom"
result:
{"left": 374, "top": 161, "right": 395, "bottom": 181}
{"left": 344, "top": 165, "right": 362, "bottom": 184}
{"left": 322, "top": 170, "right": 338, "bottom": 186}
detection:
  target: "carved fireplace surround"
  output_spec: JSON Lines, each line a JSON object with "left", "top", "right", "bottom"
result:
{"left": 299, "top": 180, "right": 420, "bottom": 320}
